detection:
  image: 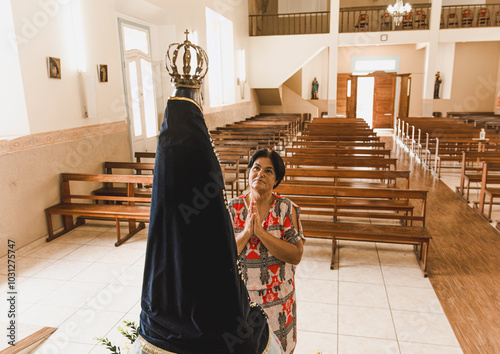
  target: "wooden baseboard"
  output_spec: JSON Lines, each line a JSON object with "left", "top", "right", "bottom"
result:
{"left": 0, "top": 327, "right": 57, "bottom": 354}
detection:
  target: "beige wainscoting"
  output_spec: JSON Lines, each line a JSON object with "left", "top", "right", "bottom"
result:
{"left": 0, "top": 121, "right": 131, "bottom": 255}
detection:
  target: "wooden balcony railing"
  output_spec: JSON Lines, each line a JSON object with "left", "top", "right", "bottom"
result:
{"left": 441, "top": 4, "right": 500, "bottom": 28}
{"left": 248, "top": 4, "right": 500, "bottom": 36}
{"left": 339, "top": 4, "right": 431, "bottom": 33}
{"left": 249, "top": 11, "right": 330, "bottom": 36}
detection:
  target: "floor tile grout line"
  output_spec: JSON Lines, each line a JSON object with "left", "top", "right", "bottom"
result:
{"left": 377, "top": 242, "right": 402, "bottom": 354}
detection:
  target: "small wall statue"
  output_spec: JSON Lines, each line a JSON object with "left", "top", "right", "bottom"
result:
{"left": 311, "top": 77, "right": 319, "bottom": 99}
{"left": 434, "top": 71, "right": 442, "bottom": 99}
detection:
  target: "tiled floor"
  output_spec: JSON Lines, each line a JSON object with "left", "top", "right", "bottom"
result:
{"left": 0, "top": 219, "right": 463, "bottom": 353}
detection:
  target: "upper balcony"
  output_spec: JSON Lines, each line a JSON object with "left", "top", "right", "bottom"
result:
{"left": 248, "top": 3, "right": 500, "bottom": 36}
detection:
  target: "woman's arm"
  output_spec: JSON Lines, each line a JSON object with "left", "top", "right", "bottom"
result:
{"left": 254, "top": 207, "right": 304, "bottom": 265}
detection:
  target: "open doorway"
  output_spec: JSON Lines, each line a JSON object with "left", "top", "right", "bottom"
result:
{"left": 356, "top": 77, "right": 374, "bottom": 127}
{"left": 118, "top": 19, "right": 159, "bottom": 155}
{"left": 351, "top": 56, "right": 399, "bottom": 128}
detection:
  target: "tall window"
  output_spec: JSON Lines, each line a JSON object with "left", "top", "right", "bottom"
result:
{"left": 206, "top": 8, "right": 235, "bottom": 107}
{"left": 118, "top": 19, "right": 158, "bottom": 153}
{"left": 0, "top": 0, "right": 30, "bottom": 138}
{"left": 351, "top": 56, "right": 399, "bottom": 75}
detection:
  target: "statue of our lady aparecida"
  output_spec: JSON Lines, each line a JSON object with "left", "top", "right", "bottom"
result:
{"left": 130, "top": 31, "right": 283, "bottom": 354}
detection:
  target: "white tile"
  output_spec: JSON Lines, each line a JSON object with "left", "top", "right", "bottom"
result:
{"left": 338, "top": 305, "right": 396, "bottom": 340}
{"left": 339, "top": 264, "right": 384, "bottom": 284}
{"left": 392, "top": 310, "right": 461, "bottom": 347}
{"left": 61, "top": 245, "right": 113, "bottom": 262}
{"left": 386, "top": 286, "right": 445, "bottom": 314}
{"left": 39, "top": 281, "right": 106, "bottom": 308}
{"left": 96, "top": 246, "right": 145, "bottom": 265}
{"left": 30, "top": 259, "right": 92, "bottom": 281}
{"left": 378, "top": 248, "right": 420, "bottom": 268}
{"left": 82, "top": 281, "right": 141, "bottom": 313}
{"left": 129, "top": 300, "right": 141, "bottom": 314}
{"left": 376, "top": 243, "right": 414, "bottom": 252}
{"left": 302, "top": 238, "right": 332, "bottom": 262}
{"left": 295, "top": 330, "right": 337, "bottom": 354}
{"left": 14, "top": 257, "right": 58, "bottom": 278}
{"left": 34, "top": 340, "right": 97, "bottom": 354}
{"left": 19, "top": 303, "right": 78, "bottom": 327}
{"left": 338, "top": 335, "right": 399, "bottom": 354}
{"left": 17, "top": 278, "right": 66, "bottom": 304}
{"left": 381, "top": 266, "right": 432, "bottom": 288}
{"left": 339, "top": 246, "right": 379, "bottom": 266}
{"left": 24, "top": 242, "right": 82, "bottom": 260}
{"left": 297, "top": 301, "right": 337, "bottom": 334}
{"left": 122, "top": 260, "right": 146, "bottom": 287}
{"left": 85, "top": 232, "right": 119, "bottom": 247}
{"left": 339, "top": 282, "right": 389, "bottom": 309}
{"left": 296, "top": 278, "right": 337, "bottom": 304}
{"left": 399, "top": 341, "right": 464, "bottom": 354}
{"left": 72, "top": 262, "right": 126, "bottom": 284}
{"left": 295, "top": 260, "right": 338, "bottom": 281}
{"left": 51, "top": 230, "right": 102, "bottom": 245}
{"left": 54, "top": 308, "right": 125, "bottom": 345}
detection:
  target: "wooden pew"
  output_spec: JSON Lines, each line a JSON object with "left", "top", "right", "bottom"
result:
{"left": 135, "top": 151, "right": 156, "bottom": 163}
{"left": 283, "top": 156, "right": 397, "bottom": 170}
{"left": 93, "top": 162, "right": 155, "bottom": 198}
{"left": 474, "top": 162, "right": 500, "bottom": 221}
{"left": 275, "top": 184, "right": 431, "bottom": 276}
{"left": 283, "top": 168, "right": 410, "bottom": 189}
{"left": 429, "top": 136, "right": 500, "bottom": 177}
{"left": 297, "top": 135, "right": 381, "bottom": 143}
{"left": 45, "top": 173, "right": 152, "bottom": 246}
{"left": 291, "top": 140, "right": 386, "bottom": 149}
{"left": 284, "top": 147, "right": 391, "bottom": 158}
{"left": 456, "top": 151, "right": 500, "bottom": 201}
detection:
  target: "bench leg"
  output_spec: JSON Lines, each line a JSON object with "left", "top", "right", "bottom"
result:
{"left": 45, "top": 212, "right": 85, "bottom": 242}
{"left": 115, "top": 219, "right": 146, "bottom": 246}
{"left": 330, "top": 238, "right": 336, "bottom": 270}
{"left": 421, "top": 241, "right": 429, "bottom": 277}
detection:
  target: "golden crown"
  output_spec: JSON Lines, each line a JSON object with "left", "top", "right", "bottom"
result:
{"left": 165, "top": 30, "right": 209, "bottom": 88}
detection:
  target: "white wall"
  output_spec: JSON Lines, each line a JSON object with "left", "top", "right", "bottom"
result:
{"left": 278, "top": 0, "right": 328, "bottom": 13}
{"left": 436, "top": 43, "right": 455, "bottom": 99}
{"left": 249, "top": 34, "right": 331, "bottom": 88}
{"left": 301, "top": 47, "right": 329, "bottom": 100}
{"left": 10, "top": 0, "right": 127, "bottom": 135}
{"left": 146, "top": 0, "right": 253, "bottom": 110}
{"left": 0, "top": 0, "right": 30, "bottom": 138}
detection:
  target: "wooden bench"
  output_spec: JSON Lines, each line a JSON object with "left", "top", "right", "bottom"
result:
{"left": 284, "top": 168, "right": 410, "bottom": 189}
{"left": 473, "top": 162, "right": 500, "bottom": 221}
{"left": 456, "top": 151, "right": 500, "bottom": 201}
{"left": 426, "top": 138, "right": 498, "bottom": 177}
{"left": 275, "top": 184, "right": 431, "bottom": 276}
{"left": 45, "top": 173, "right": 152, "bottom": 246}
{"left": 284, "top": 147, "right": 391, "bottom": 158}
{"left": 135, "top": 151, "right": 156, "bottom": 163}
{"left": 291, "top": 140, "right": 386, "bottom": 149}
{"left": 283, "top": 156, "right": 397, "bottom": 170}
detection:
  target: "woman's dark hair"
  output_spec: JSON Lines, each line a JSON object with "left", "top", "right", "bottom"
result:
{"left": 247, "top": 148, "right": 286, "bottom": 189}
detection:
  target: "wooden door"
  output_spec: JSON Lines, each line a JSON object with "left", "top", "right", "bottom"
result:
{"left": 398, "top": 74, "right": 411, "bottom": 119}
{"left": 373, "top": 75, "right": 396, "bottom": 128}
{"left": 336, "top": 74, "right": 349, "bottom": 116}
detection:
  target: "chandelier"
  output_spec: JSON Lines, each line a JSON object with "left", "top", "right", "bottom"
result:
{"left": 387, "top": 0, "right": 412, "bottom": 26}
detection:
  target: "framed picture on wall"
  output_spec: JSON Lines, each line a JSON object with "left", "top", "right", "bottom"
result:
{"left": 47, "top": 57, "right": 61, "bottom": 79}
{"left": 98, "top": 64, "right": 108, "bottom": 83}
